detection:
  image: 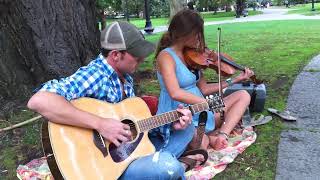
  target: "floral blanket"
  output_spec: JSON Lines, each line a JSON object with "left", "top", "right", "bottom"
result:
{"left": 185, "top": 127, "right": 256, "bottom": 179}
{"left": 16, "top": 157, "right": 53, "bottom": 180}
{"left": 17, "top": 128, "right": 256, "bottom": 180}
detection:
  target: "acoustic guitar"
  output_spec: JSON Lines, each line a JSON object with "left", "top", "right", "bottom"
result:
{"left": 42, "top": 95, "right": 224, "bottom": 179}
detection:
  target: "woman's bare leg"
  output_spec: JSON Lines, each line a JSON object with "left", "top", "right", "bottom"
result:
{"left": 208, "top": 90, "right": 251, "bottom": 150}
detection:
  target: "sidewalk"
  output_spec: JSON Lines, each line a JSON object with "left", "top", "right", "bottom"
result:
{"left": 276, "top": 55, "right": 320, "bottom": 180}
{"left": 143, "top": 8, "right": 320, "bottom": 35}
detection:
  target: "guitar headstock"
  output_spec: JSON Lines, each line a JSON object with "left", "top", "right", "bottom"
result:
{"left": 206, "top": 94, "right": 225, "bottom": 113}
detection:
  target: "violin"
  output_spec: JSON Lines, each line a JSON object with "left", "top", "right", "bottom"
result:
{"left": 183, "top": 47, "right": 263, "bottom": 84}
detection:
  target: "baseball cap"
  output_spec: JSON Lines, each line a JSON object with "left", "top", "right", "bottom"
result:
{"left": 100, "top": 21, "right": 155, "bottom": 58}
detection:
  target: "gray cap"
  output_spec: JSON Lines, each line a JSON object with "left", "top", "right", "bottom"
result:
{"left": 101, "top": 21, "right": 155, "bottom": 58}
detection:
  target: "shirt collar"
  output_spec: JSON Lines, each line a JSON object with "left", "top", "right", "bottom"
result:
{"left": 99, "top": 54, "right": 133, "bottom": 85}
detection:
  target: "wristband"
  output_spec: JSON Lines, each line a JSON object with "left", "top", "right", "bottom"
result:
{"left": 216, "top": 131, "right": 229, "bottom": 140}
{"left": 226, "top": 78, "right": 233, "bottom": 86}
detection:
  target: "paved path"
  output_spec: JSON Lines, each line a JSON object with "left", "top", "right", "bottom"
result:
{"left": 144, "top": 8, "right": 320, "bottom": 34}
{"left": 205, "top": 8, "right": 320, "bottom": 26}
{"left": 275, "top": 55, "right": 320, "bottom": 180}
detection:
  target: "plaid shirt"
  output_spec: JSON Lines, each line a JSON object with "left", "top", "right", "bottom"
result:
{"left": 37, "top": 54, "right": 172, "bottom": 146}
{"left": 37, "top": 54, "right": 135, "bottom": 102}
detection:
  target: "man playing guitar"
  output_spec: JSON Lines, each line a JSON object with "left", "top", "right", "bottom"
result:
{"left": 28, "top": 21, "right": 207, "bottom": 179}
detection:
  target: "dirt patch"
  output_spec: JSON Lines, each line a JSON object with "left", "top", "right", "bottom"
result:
{"left": 0, "top": 100, "right": 29, "bottom": 120}
{"left": 132, "top": 69, "right": 156, "bottom": 82}
{"left": 133, "top": 69, "right": 158, "bottom": 96}
{"left": 270, "top": 75, "right": 289, "bottom": 89}
{"left": 254, "top": 45, "right": 273, "bottom": 53}
{"left": 17, "top": 144, "right": 43, "bottom": 165}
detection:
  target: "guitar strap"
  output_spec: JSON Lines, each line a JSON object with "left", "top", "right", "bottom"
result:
{"left": 195, "top": 111, "right": 208, "bottom": 148}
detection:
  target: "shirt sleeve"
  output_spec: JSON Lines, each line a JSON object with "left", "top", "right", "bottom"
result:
{"left": 36, "top": 66, "right": 104, "bottom": 101}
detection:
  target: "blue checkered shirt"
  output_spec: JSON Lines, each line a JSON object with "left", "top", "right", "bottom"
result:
{"left": 37, "top": 54, "right": 135, "bottom": 102}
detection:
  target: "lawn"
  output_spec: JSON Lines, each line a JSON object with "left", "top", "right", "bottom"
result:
{"left": 287, "top": 3, "right": 320, "bottom": 15}
{"left": 106, "top": 10, "right": 262, "bottom": 29}
{"left": 1, "top": 20, "right": 320, "bottom": 179}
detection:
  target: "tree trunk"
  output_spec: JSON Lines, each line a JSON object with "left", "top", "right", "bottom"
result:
{"left": 168, "top": 0, "right": 184, "bottom": 18}
{"left": 235, "top": 0, "right": 245, "bottom": 18}
{"left": 0, "top": 0, "right": 99, "bottom": 117}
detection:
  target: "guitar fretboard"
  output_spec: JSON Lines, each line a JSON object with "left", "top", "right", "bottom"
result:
{"left": 138, "top": 102, "right": 209, "bottom": 132}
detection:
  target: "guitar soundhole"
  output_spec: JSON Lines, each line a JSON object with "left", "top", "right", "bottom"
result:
{"left": 109, "top": 133, "right": 144, "bottom": 163}
{"left": 121, "top": 119, "right": 137, "bottom": 140}
{"left": 108, "top": 119, "right": 143, "bottom": 162}
{"left": 92, "top": 119, "right": 143, "bottom": 162}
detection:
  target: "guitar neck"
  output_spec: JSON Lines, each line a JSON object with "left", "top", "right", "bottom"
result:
{"left": 137, "top": 102, "right": 209, "bottom": 132}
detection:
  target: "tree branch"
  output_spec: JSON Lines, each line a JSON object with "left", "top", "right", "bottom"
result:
{"left": 0, "top": 115, "right": 42, "bottom": 132}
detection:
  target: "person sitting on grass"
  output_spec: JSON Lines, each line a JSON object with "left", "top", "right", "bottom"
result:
{"left": 152, "top": 9, "right": 255, "bottom": 151}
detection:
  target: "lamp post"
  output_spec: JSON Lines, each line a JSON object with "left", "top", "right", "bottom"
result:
{"left": 144, "top": 0, "right": 154, "bottom": 34}
{"left": 311, "top": 0, "right": 315, "bottom": 11}
{"left": 125, "top": 0, "right": 129, "bottom": 21}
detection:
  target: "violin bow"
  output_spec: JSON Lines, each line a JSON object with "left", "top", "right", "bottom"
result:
{"left": 217, "top": 27, "right": 226, "bottom": 123}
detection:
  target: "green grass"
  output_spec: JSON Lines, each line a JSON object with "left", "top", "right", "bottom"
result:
{"left": 0, "top": 110, "right": 41, "bottom": 179}
{"left": 1, "top": 20, "right": 320, "bottom": 179}
{"left": 0, "top": 149, "right": 16, "bottom": 178}
{"left": 125, "top": 17, "right": 169, "bottom": 29}
{"left": 106, "top": 10, "right": 263, "bottom": 29}
{"left": 287, "top": 3, "right": 320, "bottom": 15}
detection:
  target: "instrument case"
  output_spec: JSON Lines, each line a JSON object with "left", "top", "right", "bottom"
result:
{"left": 224, "top": 81, "right": 266, "bottom": 112}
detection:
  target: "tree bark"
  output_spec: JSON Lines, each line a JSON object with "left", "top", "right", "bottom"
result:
{"left": 235, "top": 0, "right": 246, "bottom": 18}
{"left": 168, "top": 0, "right": 185, "bottom": 18}
{"left": 0, "top": 0, "right": 99, "bottom": 117}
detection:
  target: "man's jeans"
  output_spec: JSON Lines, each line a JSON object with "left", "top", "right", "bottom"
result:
{"left": 120, "top": 124, "right": 195, "bottom": 180}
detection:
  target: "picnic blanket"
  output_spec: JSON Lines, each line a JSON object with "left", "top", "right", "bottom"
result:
{"left": 16, "top": 157, "right": 53, "bottom": 180}
{"left": 17, "top": 127, "right": 256, "bottom": 180}
{"left": 185, "top": 127, "right": 256, "bottom": 179}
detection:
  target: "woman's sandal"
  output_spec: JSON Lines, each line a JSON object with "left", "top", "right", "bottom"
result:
{"left": 267, "top": 108, "right": 297, "bottom": 121}
{"left": 178, "top": 149, "right": 209, "bottom": 172}
{"left": 242, "top": 114, "right": 273, "bottom": 127}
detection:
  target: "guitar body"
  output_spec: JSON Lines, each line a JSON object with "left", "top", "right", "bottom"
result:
{"left": 42, "top": 97, "right": 156, "bottom": 180}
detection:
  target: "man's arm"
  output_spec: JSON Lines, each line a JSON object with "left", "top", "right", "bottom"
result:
{"left": 27, "top": 91, "right": 131, "bottom": 147}
{"left": 28, "top": 91, "right": 100, "bottom": 129}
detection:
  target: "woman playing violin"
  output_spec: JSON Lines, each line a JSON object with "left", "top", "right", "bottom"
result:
{"left": 153, "top": 9, "right": 254, "bottom": 150}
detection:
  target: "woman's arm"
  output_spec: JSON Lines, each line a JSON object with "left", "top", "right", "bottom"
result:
{"left": 197, "top": 68, "right": 255, "bottom": 96}
{"left": 197, "top": 73, "right": 229, "bottom": 96}
{"left": 157, "top": 51, "right": 206, "bottom": 104}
